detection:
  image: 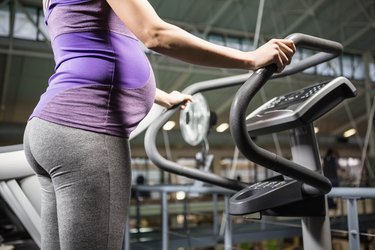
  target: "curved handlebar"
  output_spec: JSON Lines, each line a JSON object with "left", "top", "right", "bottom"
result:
{"left": 145, "top": 75, "right": 251, "bottom": 191}
{"left": 145, "top": 33, "right": 341, "bottom": 192}
{"left": 274, "top": 33, "right": 343, "bottom": 78}
{"left": 230, "top": 33, "right": 343, "bottom": 194}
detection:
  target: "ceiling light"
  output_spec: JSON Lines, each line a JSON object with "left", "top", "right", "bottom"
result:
{"left": 176, "top": 191, "right": 186, "bottom": 200}
{"left": 343, "top": 128, "right": 356, "bottom": 138}
{"left": 163, "top": 121, "right": 175, "bottom": 131}
{"left": 216, "top": 123, "right": 229, "bottom": 133}
{"left": 314, "top": 126, "right": 319, "bottom": 134}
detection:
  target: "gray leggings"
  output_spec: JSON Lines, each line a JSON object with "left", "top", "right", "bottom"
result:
{"left": 23, "top": 118, "right": 131, "bottom": 250}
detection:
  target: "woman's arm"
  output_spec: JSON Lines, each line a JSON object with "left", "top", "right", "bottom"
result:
{"left": 154, "top": 89, "right": 192, "bottom": 110}
{"left": 106, "top": 0, "right": 296, "bottom": 72}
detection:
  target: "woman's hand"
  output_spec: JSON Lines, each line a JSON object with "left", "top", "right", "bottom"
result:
{"left": 248, "top": 39, "right": 296, "bottom": 73}
{"left": 154, "top": 89, "right": 193, "bottom": 110}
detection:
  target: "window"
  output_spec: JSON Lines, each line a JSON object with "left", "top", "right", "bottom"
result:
{"left": 370, "top": 61, "right": 375, "bottom": 82}
{"left": 301, "top": 49, "right": 316, "bottom": 74}
{"left": 208, "top": 34, "right": 225, "bottom": 46}
{"left": 317, "top": 58, "right": 340, "bottom": 76}
{"left": 0, "top": 6, "right": 10, "bottom": 36}
{"left": 37, "top": 11, "right": 49, "bottom": 41}
{"left": 352, "top": 55, "right": 365, "bottom": 80}
{"left": 226, "top": 36, "right": 241, "bottom": 50}
{"left": 241, "top": 39, "right": 253, "bottom": 51}
{"left": 14, "top": 7, "right": 38, "bottom": 40}
{"left": 342, "top": 54, "right": 353, "bottom": 79}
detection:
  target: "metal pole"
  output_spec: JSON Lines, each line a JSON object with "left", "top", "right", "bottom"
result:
{"left": 224, "top": 196, "right": 232, "bottom": 250}
{"left": 162, "top": 130, "right": 172, "bottom": 183}
{"left": 290, "top": 124, "right": 332, "bottom": 250}
{"left": 328, "top": 187, "right": 375, "bottom": 198}
{"left": 161, "top": 191, "right": 169, "bottom": 250}
{"left": 136, "top": 190, "right": 141, "bottom": 241}
{"left": 347, "top": 198, "right": 360, "bottom": 250}
{"left": 362, "top": 52, "right": 375, "bottom": 184}
{"left": 123, "top": 215, "right": 130, "bottom": 250}
{"left": 253, "top": 0, "right": 265, "bottom": 49}
{"left": 229, "top": 147, "right": 239, "bottom": 179}
{"left": 364, "top": 53, "right": 375, "bottom": 157}
{"left": 212, "top": 193, "right": 218, "bottom": 238}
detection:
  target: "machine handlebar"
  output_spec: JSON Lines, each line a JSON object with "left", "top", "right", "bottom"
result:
{"left": 229, "top": 33, "right": 343, "bottom": 194}
{"left": 145, "top": 33, "right": 342, "bottom": 192}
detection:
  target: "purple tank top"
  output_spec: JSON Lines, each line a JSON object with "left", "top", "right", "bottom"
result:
{"left": 30, "top": 0, "right": 156, "bottom": 138}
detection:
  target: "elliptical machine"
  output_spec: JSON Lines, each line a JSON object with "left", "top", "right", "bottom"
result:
{"left": 229, "top": 47, "right": 356, "bottom": 250}
{"left": 145, "top": 33, "right": 357, "bottom": 249}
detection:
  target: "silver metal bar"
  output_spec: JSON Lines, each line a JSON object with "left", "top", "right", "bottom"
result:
{"left": 366, "top": 53, "right": 375, "bottom": 154}
{"left": 161, "top": 191, "right": 168, "bottom": 250}
{"left": 347, "top": 198, "right": 360, "bottom": 250}
{"left": 0, "top": 47, "right": 53, "bottom": 58}
{"left": 290, "top": 124, "right": 332, "bottom": 250}
{"left": 135, "top": 184, "right": 234, "bottom": 195}
{"left": 212, "top": 193, "right": 218, "bottom": 237}
{"left": 123, "top": 215, "right": 129, "bottom": 250}
{"left": 253, "top": 0, "right": 265, "bottom": 49}
{"left": 135, "top": 186, "right": 375, "bottom": 199}
{"left": 328, "top": 187, "right": 375, "bottom": 198}
{"left": 162, "top": 130, "right": 172, "bottom": 161}
{"left": 224, "top": 196, "right": 232, "bottom": 250}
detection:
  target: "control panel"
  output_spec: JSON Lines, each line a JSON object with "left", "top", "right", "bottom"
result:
{"left": 257, "top": 81, "right": 328, "bottom": 115}
{"left": 246, "top": 76, "right": 356, "bottom": 136}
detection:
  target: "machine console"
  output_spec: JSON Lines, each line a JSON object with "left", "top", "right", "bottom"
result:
{"left": 246, "top": 76, "right": 356, "bottom": 136}
{"left": 257, "top": 81, "right": 328, "bottom": 115}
